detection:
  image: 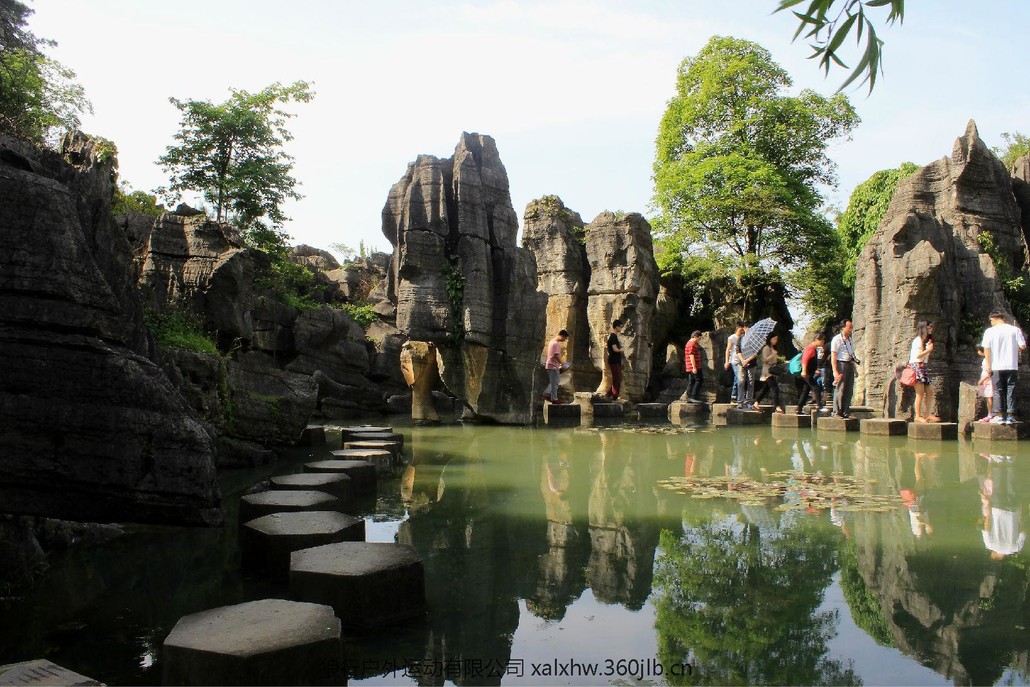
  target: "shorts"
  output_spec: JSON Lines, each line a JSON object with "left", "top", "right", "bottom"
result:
{"left": 912, "top": 363, "right": 931, "bottom": 385}
{"left": 978, "top": 379, "right": 993, "bottom": 398}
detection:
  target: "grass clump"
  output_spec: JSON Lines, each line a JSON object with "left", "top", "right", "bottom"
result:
{"left": 145, "top": 309, "right": 218, "bottom": 355}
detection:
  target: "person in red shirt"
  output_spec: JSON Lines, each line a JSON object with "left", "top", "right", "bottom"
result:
{"left": 684, "top": 330, "right": 704, "bottom": 403}
{"left": 795, "top": 333, "right": 825, "bottom": 415}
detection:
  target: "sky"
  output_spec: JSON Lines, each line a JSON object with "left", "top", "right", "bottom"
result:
{"left": 27, "top": 0, "right": 1030, "bottom": 259}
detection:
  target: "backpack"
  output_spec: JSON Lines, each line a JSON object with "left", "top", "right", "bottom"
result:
{"left": 788, "top": 352, "right": 803, "bottom": 376}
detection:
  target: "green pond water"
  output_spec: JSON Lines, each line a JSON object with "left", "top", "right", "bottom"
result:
{"left": 3, "top": 419, "right": 1030, "bottom": 685}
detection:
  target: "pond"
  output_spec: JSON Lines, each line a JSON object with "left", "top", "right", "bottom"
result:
{"left": 2, "top": 419, "right": 1029, "bottom": 685}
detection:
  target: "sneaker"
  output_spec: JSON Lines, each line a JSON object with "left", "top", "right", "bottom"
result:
{"left": 1003, "top": 417, "right": 1016, "bottom": 425}
{"left": 796, "top": 409, "right": 806, "bottom": 416}
{"left": 991, "top": 416, "right": 1007, "bottom": 424}
{"left": 978, "top": 415, "right": 995, "bottom": 423}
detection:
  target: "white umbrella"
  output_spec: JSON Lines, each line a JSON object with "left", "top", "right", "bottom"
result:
{"left": 740, "top": 318, "right": 777, "bottom": 359}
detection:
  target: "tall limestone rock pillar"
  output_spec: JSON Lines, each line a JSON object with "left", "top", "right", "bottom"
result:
{"left": 522, "top": 196, "right": 597, "bottom": 393}
{"left": 853, "top": 121, "right": 1029, "bottom": 422}
{"left": 585, "top": 212, "right": 660, "bottom": 402}
{"left": 383, "top": 133, "right": 546, "bottom": 424}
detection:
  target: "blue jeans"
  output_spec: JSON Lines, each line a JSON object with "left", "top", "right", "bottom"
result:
{"left": 730, "top": 364, "right": 740, "bottom": 399}
{"left": 993, "top": 369, "right": 1018, "bottom": 417}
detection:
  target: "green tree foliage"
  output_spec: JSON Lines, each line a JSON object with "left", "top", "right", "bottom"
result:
{"left": 0, "top": 0, "right": 92, "bottom": 145}
{"left": 157, "top": 81, "right": 314, "bottom": 254}
{"left": 994, "top": 131, "right": 1030, "bottom": 170}
{"left": 776, "top": 0, "right": 905, "bottom": 92}
{"left": 112, "top": 181, "right": 164, "bottom": 217}
{"left": 836, "top": 161, "right": 918, "bottom": 280}
{"left": 652, "top": 36, "right": 858, "bottom": 319}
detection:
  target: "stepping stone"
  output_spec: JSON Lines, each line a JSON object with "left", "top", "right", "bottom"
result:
{"left": 636, "top": 403, "right": 669, "bottom": 420}
{"left": 591, "top": 402, "right": 625, "bottom": 418}
{"left": 725, "top": 408, "right": 769, "bottom": 425}
{"left": 298, "top": 425, "right": 325, "bottom": 446}
{"left": 817, "top": 416, "right": 860, "bottom": 432}
{"left": 847, "top": 406, "right": 877, "bottom": 420}
{"left": 238, "top": 490, "right": 340, "bottom": 524}
{"left": 861, "top": 418, "right": 907, "bottom": 435}
{"left": 162, "top": 599, "right": 342, "bottom": 686}
{"left": 543, "top": 402, "right": 580, "bottom": 427}
{"left": 270, "top": 473, "right": 352, "bottom": 501}
{"left": 0, "top": 659, "right": 103, "bottom": 686}
{"left": 339, "top": 425, "right": 392, "bottom": 443}
{"left": 772, "top": 412, "right": 811, "bottom": 429}
{"left": 342, "top": 440, "right": 399, "bottom": 461}
{"left": 971, "top": 421, "right": 1028, "bottom": 441}
{"left": 712, "top": 403, "right": 733, "bottom": 427}
{"left": 347, "top": 431, "right": 404, "bottom": 449}
{"left": 304, "top": 460, "right": 377, "bottom": 495}
{"left": 241, "top": 511, "right": 365, "bottom": 579}
{"left": 329, "top": 449, "right": 393, "bottom": 475}
{"left": 669, "top": 401, "right": 709, "bottom": 423}
{"left": 908, "top": 422, "right": 959, "bottom": 441}
{"left": 290, "top": 542, "right": 426, "bottom": 628}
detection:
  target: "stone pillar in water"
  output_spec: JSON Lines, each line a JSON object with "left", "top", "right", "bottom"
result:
{"left": 400, "top": 341, "right": 440, "bottom": 424}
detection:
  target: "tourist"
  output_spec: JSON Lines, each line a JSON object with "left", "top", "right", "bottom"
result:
{"left": 830, "top": 319, "right": 857, "bottom": 419}
{"left": 606, "top": 319, "right": 624, "bottom": 400}
{"left": 819, "top": 324, "right": 838, "bottom": 412}
{"left": 909, "top": 320, "right": 940, "bottom": 423}
{"left": 684, "top": 330, "right": 704, "bottom": 403}
{"left": 736, "top": 323, "right": 757, "bottom": 409}
{"left": 976, "top": 345, "right": 995, "bottom": 422}
{"left": 754, "top": 332, "right": 785, "bottom": 413}
{"left": 981, "top": 311, "right": 1027, "bottom": 424}
{"left": 796, "top": 332, "right": 825, "bottom": 415}
{"left": 725, "top": 322, "right": 744, "bottom": 402}
{"left": 543, "top": 329, "right": 569, "bottom": 404}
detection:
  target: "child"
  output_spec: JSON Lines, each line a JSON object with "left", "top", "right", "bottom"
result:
{"left": 977, "top": 345, "right": 995, "bottom": 422}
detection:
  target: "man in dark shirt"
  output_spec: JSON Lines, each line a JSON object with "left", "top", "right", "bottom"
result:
{"left": 607, "top": 319, "right": 624, "bottom": 400}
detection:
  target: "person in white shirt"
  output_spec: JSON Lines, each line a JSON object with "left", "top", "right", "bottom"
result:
{"left": 981, "top": 311, "right": 1027, "bottom": 424}
{"left": 909, "top": 320, "right": 940, "bottom": 423}
{"left": 830, "top": 319, "right": 857, "bottom": 418}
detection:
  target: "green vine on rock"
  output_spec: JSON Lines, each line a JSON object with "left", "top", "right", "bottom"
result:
{"left": 978, "top": 230, "right": 1030, "bottom": 325}
{"left": 442, "top": 262, "right": 466, "bottom": 341}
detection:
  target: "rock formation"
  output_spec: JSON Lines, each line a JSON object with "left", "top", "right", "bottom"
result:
{"left": 382, "top": 133, "right": 546, "bottom": 423}
{"left": 0, "top": 134, "right": 221, "bottom": 526}
{"left": 585, "top": 212, "right": 660, "bottom": 401}
{"left": 853, "top": 121, "right": 1029, "bottom": 422}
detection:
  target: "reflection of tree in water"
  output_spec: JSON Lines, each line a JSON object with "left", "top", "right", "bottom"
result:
{"left": 837, "top": 537, "right": 895, "bottom": 648}
{"left": 654, "top": 516, "right": 860, "bottom": 685}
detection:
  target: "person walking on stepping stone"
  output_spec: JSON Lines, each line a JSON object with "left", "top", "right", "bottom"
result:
{"left": 543, "top": 330, "right": 569, "bottom": 404}
{"left": 606, "top": 319, "right": 624, "bottom": 400}
{"left": 981, "top": 311, "right": 1027, "bottom": 425}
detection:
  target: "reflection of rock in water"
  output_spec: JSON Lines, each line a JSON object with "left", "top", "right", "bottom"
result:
{"left": 850, "top": 453, "right": 1030, "bottom": 686}
{"left": 586, "top": 433, "right": 660, "bottom": 609}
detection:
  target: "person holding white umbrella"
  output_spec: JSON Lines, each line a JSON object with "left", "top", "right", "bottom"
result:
{"left": 737, "top": 318, "right": 776, "bottom": 410}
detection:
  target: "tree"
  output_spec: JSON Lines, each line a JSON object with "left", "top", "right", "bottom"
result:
{"left": 157, "top": 81, "right": 314, "bottom": 254}
{"left": 776, "top": 0, "right": 905, "bottom": 93}
{"left": 652, "top": 36, "right": 858, "bottom": 317}
{"left": 837, "top": 161, "right": 917, "bottom": 281}
{"left": 994, "top": 132, "right": 1030, "bottom": 170}
{"left": 0, "top": 0, "right": 92, "bottom": 145}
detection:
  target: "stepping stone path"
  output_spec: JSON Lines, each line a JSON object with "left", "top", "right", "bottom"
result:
{"left": 860, "top": 418, "right": 907, "bottom": 435}
{"left": 290, "top": 542, "right": 426, "bottom": 628}
{"left": 241, "top": 511, "right": 365, "bottom": 580}
{"left": 817, "top": 416, "right": 860, "bottom": 432}
{"left": 772, "top": 412, "right": 811, "bottom": 429}
{"left": 543, "top": 402, "right": 580, "bottom": 427}
{"left": 238, "top": 490, "right": 340, "bottom": 524}
{"left": 669, "top": 401, "right": 708, "bottom": 424}
{"left": 0, "top": 659, "right": 103, "bottom": 686}
{"left": 590, "top": 402, "right": 624, "bottom": 418}
{"left": 971, "top": 421, "right": 1026, "bottom": 441}
{"left": 305, "top": 460, "right": 378, "bottom": 495}
{"left": 347, "top": 431, "right": 404, "bottom": 449}
{"left": 162, "top": 599, "right": 342, "bottom": 686}
{"left": 343, "top": 440, "right": 400, "bottom": 462}
{"left": 712, "top": 403, "right": 733, "bottom": 427}
{"left": 339, "top": 426, "right": 393, "bottom": 444}
{"left": 725, "top": 408, "right": 768, "bottom": 425}
{"left": 298, "top": 425, "right": 325, "bottom": 446}
{"left": 270, "top": 472, "right": 352, "bottom": 502}
{"left": 330, "top": 449, "right": 393, "bottom": 475}
{"left": 908, "top": 422, "right": 959, "bottom": 441}
{"left": 636, "top": 402, "right": 669, "bottom": 420}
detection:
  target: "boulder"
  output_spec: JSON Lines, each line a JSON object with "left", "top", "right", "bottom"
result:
{"left": 853, "top": 121, "right": 1028, "bottom": 422}
{"left": 584, "top": 212, "right": 660, "bottom": 401}
{"left": 284, "top": 306, "right": 369, "bottom": 385}
{"left": 226, "top": 359, "right": 318, "bottom": 445}
{"left": 0, "top": 133, "right": 221, "bottom": 526}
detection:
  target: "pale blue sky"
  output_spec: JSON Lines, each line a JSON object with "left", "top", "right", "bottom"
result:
{"left": 29, "top": 1, "right": 1030, "bottom": 257}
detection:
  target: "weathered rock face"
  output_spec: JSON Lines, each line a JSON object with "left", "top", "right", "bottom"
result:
{"left": 134, "top": 211, "right": 258, "bottom": 348}
{"left": 383, "top": 133, "right": 546, "bottom": 423}
{"left": 853, "top": 122, "right": 1028, "bottom": 421}
{"left": 0, "top": 134, "right": 221, "bottom": 526}
{"left": 585, "top": 212, "right": 660, "bottom": 401}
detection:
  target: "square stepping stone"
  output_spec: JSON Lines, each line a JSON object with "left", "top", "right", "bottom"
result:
{"left": 772, "top": 412, "right": 811, "bottom": 429}
{"left": 817, "top": 416, "right": 860, "bottom": 432}
{"left": 636, "top": 403, "right": 669, "bottom": 420}
{"left": 238, "top": 490, "right": 340, "bottom": 524}
{"left": 342, "top": 440, "right": 399, "bottom": 461}
{"left": 304, "top": 460, "right": 377, "bottom": 495}
{"left": 725, "top": 408, "right": 768, "bottom": 425}
{"left": 241, "top": 511, "right": 365, "bottom": 579}
{"left": 338, "top": 425, "right": 392, "bottom": 443}
{"left": 298, "top": 425, "right": 325, "bottom": 446}
{"left": 543, "top": 402, "right": 580, "bottom": 427}
{"left": 270, "top": 473, "right": 352, "bottom": 502}
{"left": 0, "top": 659, "right": 103, "bottom": 686}
{"left": 591, "top": 402, "right": 624, "bottom": 418}
{"left": 290, "top": 542, "right": 426, "bottom": 628}
{"left": 669, "top": 401, "right": 708, "bottom": 421}
{"left": 908, "top": 422, "right": 959, "bottom": 441}
{"left": 346, "top": 431, "right": 403, "bottom": 449}
{"left": 971, "top": 421, "right": 1028, "bottom": 441}
{"left": 712, "top": 403, "right": 733, "bottom": 427}
{"left": 860, "top": 418, "right": 907, "bottom": 435}
{"left": 847, "top": 406, "right": 877, "bottom": 420}
{"left": 327, "top": 449, "right": 393, "bottom": 475}
{"left": 162, "top": 599, "right": 342, "bottom": 685}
